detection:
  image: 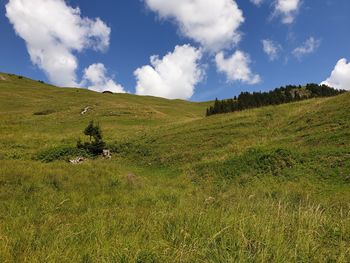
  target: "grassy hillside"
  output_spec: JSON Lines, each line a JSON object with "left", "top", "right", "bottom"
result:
{"left": 1, "top": 72, "right": 350, "bottom": 262}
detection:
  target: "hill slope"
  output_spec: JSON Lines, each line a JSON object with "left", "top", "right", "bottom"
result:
{"left": 1, "top": 73, "right": 350, "bottom": 262}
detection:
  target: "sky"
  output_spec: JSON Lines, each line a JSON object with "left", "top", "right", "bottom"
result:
{"left": 1, "top": 0, "right": 350, "bottom": 101}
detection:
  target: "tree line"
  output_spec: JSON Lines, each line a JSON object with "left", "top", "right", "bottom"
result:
{"left": 206, "top": 84, "right": 346, "bottom": 116}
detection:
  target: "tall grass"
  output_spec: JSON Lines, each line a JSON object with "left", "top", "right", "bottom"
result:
{"left": 0, "top": 76, "right": 350, "bottom": 262}
{"left": 1, "top": 160, "right": 349, "bottom": 262}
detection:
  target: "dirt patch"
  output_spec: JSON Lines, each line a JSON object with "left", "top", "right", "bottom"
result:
{"left": 0, "top": 75, "right": 6, "bottom": 81}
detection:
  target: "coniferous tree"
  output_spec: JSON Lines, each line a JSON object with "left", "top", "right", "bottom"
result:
{"left": 78, "top": 121, "right": 106, "bottom": 155}
{"left": 206, "top": 84, "right": 346, "bottom": 116}
{"left": 84, "top": 121, "right": 95, "bottom": 142}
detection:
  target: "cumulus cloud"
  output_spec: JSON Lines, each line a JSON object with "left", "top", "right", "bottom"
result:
{"left": 81, "top": 63, "right": 125, "bottom": 93}
{"left": 262, "top": 39, "right": 282, "bottom": 61}
{"left": 5, "top": 0, "right": 111, "bottom": 87}
{"left": 215, "top": 51, "right": 261, "bottom": 84}
{"left": 134, "top": 44, "right": 203, "bottom": 100}
{"left": 292, "top": 37, "right": 321, "bottom": 59}
{"left": 321, "top": 59, "right": 350, "bottom": 91}
{"left": 274, "top": 0, "right": 301, "bottom": 24}
{"left": 144, "top": 0, "right": 244, "bottom": 52}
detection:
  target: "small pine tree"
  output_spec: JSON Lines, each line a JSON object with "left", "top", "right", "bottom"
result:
{"left": 84, "top": 121, "right": 95, "bottom": 142}
{"left": 78, "top": 121, "right": 105, "bottom": 155}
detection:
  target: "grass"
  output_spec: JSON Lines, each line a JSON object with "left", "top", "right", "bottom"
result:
{"left": 0, "top": 73, "right": 350, "bottom": 262}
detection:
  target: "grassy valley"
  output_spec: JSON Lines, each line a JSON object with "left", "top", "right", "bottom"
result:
{"left": 0, "top": 72, "right": 350, "bottom": 262}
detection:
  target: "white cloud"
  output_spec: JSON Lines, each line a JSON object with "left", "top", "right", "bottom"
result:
{"left": 134, "top": 44, "right": 203, "bottom": 100}
{"left": 250, "top": 0, "right": 263, "bottom": 6}
{"left": 5, "top": 0, "right": 111, "bottom": 87}
{"left": 274, "top": 0, "right": 301, "bottom": 24}
{"left": 81, "top": 63, "right": 125, "bottom": 93}
{"left": 262, "top": 39, "right": 281, "bottom": 61}
{"left": 144, "top": 0, "right": 244, "bottom": 52}
{"left": 292, "top": 37, "right": 321, "bottom": 59}
{"left": 321, "top": 59, "right": 350, "bottom": 91}
{"left": 215, "top": 51, "right": 261, "bottom": 84}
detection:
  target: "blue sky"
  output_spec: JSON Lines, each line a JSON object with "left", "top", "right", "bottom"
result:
{"left": 1, "top": 0, "right": 350, "bottom": 101}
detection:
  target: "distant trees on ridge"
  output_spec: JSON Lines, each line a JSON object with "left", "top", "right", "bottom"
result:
{"left": 206, "top": 84, "right": 346, "bottom": 116}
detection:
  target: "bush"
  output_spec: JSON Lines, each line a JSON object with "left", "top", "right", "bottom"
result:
{"left": 77, "top": 140, "right": 105, "bottom": 156}
{"left": 35, "top": 146, "right": 91, "bottom": 163}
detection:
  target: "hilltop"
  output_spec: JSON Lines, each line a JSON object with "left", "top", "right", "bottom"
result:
{"left": 0, "top": 72, "right": 350, "bottom": 262}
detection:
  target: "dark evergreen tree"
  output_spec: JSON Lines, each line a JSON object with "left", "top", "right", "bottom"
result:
{"left": 84, "top": 121, "right": 95, "bottom": 142}
{"left": 78, "top": 121, "right": 106, "bottom": 155}
{"left": 206, "top": 84, "right": 346, "bottom": 116}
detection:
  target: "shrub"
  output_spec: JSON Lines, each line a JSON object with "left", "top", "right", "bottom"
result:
{"left": 35, "top": 146, "right": 90, "bottom": 163}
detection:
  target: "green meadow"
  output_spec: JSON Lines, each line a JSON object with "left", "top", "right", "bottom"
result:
{"left": 1, "top": 73, "right": 350, "bottom": 262}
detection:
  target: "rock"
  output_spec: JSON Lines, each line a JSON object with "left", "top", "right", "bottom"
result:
{"left": 69, "top": 157, "right": 84, "bottom": 164}
{"left": 80, "top": 107, "right": 90, "bottom": 115}
{"left": 103, "top": 149, "right": 112, "bottom": 159}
